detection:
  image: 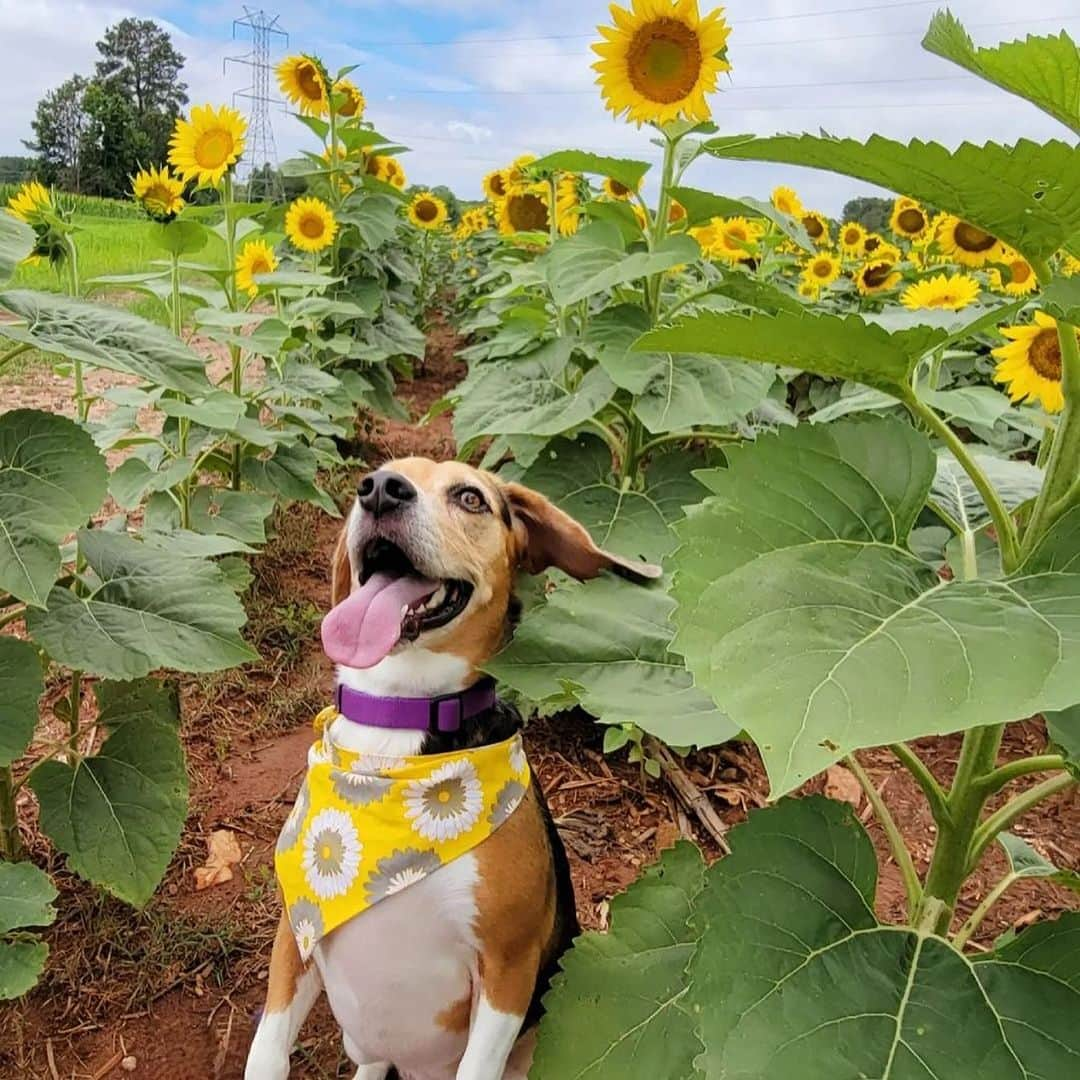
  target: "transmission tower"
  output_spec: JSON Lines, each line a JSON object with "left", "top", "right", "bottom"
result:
{"left": 225, "top": 8, "right": 288, "bottom": 201}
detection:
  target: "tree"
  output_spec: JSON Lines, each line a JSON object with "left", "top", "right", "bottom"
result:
{"left": 840, "top": 196, "right": 892, "bottom": 233}
{"left": 0, "top": 157, "right": 35, "bottom": 184}
{"left": 80, "top": 82, "right": 150, "bottom": 198}
{"left": 24, "top": 76, "right": 91, "bottom": 191}
{"left": 94, "top": 18, "right": 187, "bottom": 167}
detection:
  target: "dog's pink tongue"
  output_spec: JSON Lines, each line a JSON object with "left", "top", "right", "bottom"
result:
{"left": 321, "top": 572, "right": 439, "bottom": 668}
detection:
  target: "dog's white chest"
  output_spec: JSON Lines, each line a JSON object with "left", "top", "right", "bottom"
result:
{"left": 315, "top": 851, "right": 480, "bottom": 1078}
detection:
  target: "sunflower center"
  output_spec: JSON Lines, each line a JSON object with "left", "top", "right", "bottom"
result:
{"left": 844, "top": 229, "right": 860, "bottom": 245}
{"left": 1010, "top": 261, "right": 1032, "bottom": 285}
{"left": 863, "top": 263, "right": 894, "bottom": 288}
{"left": 508, "top": 192, "right": 549, "bottom": 232}
{"left": 864, "top": 235, "right": 881, "bottom": 253}
{"left": 812, "top": 260, "right": 833, "bottom": 279}
{"left": 490, "top": 174, "right": 507, "bottom": 197}
{"left": 300, "top": 213, "right": 325, "bottom": 239}
{"left": 626, "top": 18, "right": 703, "bottom": 104}
{"left": 803, "top": 215, "right": 824, "bottom": 239}
{"left": 897, "top": 208, "right": 926, "bottom": 234}
{"left": 298, "top": 63, "right": 324, "bottom": 102}
{"left": 954, "top": 221, "right": 997, "bottom": 253}
{"left": 250, "top": 256, "right": 271, "bottom": 275}
{"left": 609, "top": 179, "right": 630, "bottom": 197}
{"left": 415, "top": 199, "right": 439, "bottom": 223}
{"left": 143, "top": 183, "right": 174, "bottom": 209}
{"left": 194, "top": 129, "right": 234, "bottom": 170}
{"left": 1029, "top": 330, "right": 1063, "bottom": 381}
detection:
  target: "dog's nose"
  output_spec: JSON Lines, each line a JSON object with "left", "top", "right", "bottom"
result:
{"left": 358, "top": 470, "right": 417, "bottom": 517}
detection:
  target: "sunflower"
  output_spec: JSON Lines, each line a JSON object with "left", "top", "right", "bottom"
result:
{"left": 408, "top": 191, "right": 448, "bottom": 231}
{"left": 235, "top": 238, "right": 278, "bottom": 297}
{"left": 6, "top": 180, "right": 51, "bottom": 223}
{"left": 505, "top": 155, "right": 538, "bottom": 195}
{"left": 668, "top": 199, "right": 687, "bottom": 225}
{"left": 334, "top": 78, "right": 365, "bottom": 118}
{"left": 168, "top": 105, "right": 246, "bottom": 188}
{"left": 709, "top": 216, "right": 763, "bottom": 263}
{"left": 798, "top": 279, "right": 821, "bottom": 301}
{"left": 801, "top": 210, "right": 831, "bottom": 247}
{"left": 552, "top": 175, "right": 583, "bottom": 236}
{"left": 771, "top": 186, "right": 803, "bottom": 218}
{"left": 285, "top": 196, "right": 338, "bottom": 253}
{"left": 482, "top": 169, "right": 508, "bottom": 201}
{"left": 1061, "top": 253, "right": 1080, "bottom": 277}
{"left": 874, "top": 241, "right": 902, "bottom": 265}
{"left": 802, "top": 253, "right": 841, "bottom": 288}
{"left": 130, "top": 165, "right": 185, "bottom": 222}
{"left": 839, "top": 221, "right": 866, "bottom": 256}
{"left": 603, "top": 176, "right": 640, "bottom": 201}
{"left": 592, "top": 0, "right": 732, "bottom": 126}
{"left": 901, "top": 273, "right": 979, "bottom": 312}
{"left": 497, "top": 187, "right": 551, "bottom": 236}
{"left": 992, "top": 311, "right": 1075, "bottom": 413}
{"left": 989, "top": 248, "right": 1038, "bottom": 297}
{"left": 862, "top": 232, "right": 886, "bottom": 258}
{"left": 855, "top": 258, "right": 902, "bottom": 296}
{"left": 889, "top": 197, "right": 929, "bottom": 241}
{"left": 936, "top": 215, "right": 1004, "bottom": 268}
{"left": 277, "top": 55, "right": 328, "bottom": 116}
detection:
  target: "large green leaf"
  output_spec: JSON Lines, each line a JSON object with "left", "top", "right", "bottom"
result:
{"left": 0, "top": 214, "right": 34, "bottom": 284}
{"left": 0, "top": 409, "right": 108, "bottom": 605}
{"left": 0, "top": 637, "right": 43, "bottom": 767}
{"left": 0, "top": 940, "right": 48, "bottom": 1000}
{"left": 931, "top": 449, "right": 1043, "bottom": 531}
{"left": 995, "top": 831, "right": 1080, "bottom": 892}
{"left": 0, "top": 290, "right": 212, "bottom": 396}
{"left": 0, "top": 861, "right": 57, "bottom": 934}
{"left": 531, "top": 842, "right": 704, "bottom": 1080}
{"left": 639, "top": 309, "right": 947, "bottom": 399}
{"left": 1042, "top": 274, "right": 1080, "bottom": 325}
{"left": 94, "top": 677, "right": 179, "bottom": 731}
{"left": 242, "top": 442, "right": 338, "bottom": 516}
{"left": 452, "top": 343, "right": 615, "bottom": 446}
{"left": 337, "top": 194, "right": 399, "bottom": 249}
{"left": 529, "top": 150, "right": 651, "bottom": 192}
{"left": 923, "top": 12, "right": 1080, "bottom": 134}
{"left": 487, "top": 574, "right": 737, "bottom": 747}
{"left": 26, "top": 530, "right": 256, "bottom": 680}
{"left": 31, "top": 717, "right": 188, "bottom": 905}
{"left": 701, "top": 134, "right": 1080, "bottom": 261}
{"left": 671, "top": 418, "right": 1080, "bottom": 794}
{"left": 187, "top": 487, "right": 276, "bottom": 545}
{"left": 690, "top": 796, "right": 1080, "bottom": 1078}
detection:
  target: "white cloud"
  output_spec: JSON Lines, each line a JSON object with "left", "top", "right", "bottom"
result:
{"left": 446, "top": 120, "right": 492, "bottom": 142}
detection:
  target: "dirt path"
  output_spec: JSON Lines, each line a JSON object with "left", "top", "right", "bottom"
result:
{"left": 2, "top": 327, "right": 1078, "bottom": 1079}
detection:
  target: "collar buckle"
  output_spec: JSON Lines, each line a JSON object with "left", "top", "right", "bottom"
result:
{"left": 428, "top": 690, "right": 464, "bottom": 734}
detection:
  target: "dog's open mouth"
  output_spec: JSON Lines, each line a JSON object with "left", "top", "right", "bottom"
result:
{"left": 321, "top": 538, "right": 474, "bottom": 669}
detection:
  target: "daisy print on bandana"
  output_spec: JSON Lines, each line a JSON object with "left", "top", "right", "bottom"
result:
{"left": 489, "top": 780, "right": 527, "bottom": 827}
{"left": 276, "top": 780, "right": 310, "bottom": 855}
{"left": 509, "top": 736, "right": 528, "bottom": 776}
{"left": 288, "top": 896, "right": 323, "bottom": 958}
{"left": 364, "top": 848, "right": 443, "bottom": 903}
{"left": 302, "top": 807, "right": 362, "bottom": 899}
{"left": 332, "top": 763, "right": 393, "bottom": 806}
{"left": 404, "top": 758, "right": 484, "bottom": 842}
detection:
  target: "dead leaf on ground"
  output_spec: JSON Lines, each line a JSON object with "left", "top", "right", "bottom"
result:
{"left": 193, "top": 829, "right": 243, "bottom": 891}
{"left": 824, "top": 764, "right": 863, "bottom": 809}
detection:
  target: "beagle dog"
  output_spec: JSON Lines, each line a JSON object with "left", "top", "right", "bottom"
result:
{"left": 245, "top": 457, "right": 659, "bottom": 1080}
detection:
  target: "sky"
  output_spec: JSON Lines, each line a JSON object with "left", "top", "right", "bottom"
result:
{"left": 0, "top": 0, "right": 1077, "bottom": 214}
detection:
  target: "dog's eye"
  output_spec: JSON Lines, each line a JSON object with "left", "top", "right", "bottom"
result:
{"left": 454, "top": 486, "right": 489, "bottom": 514}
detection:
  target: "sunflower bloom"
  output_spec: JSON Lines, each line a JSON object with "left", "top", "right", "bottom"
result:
{"left": 771, "top": 186, "right": 802, "bottom": 218}
{"left": 989, "top": 249, "right": 1038, "bottom": 297}
{"left": 936, "top": 215, "right": 1004, "bottom": 268}
{"left": 992, "top": 311, "right": 1075, "bottom": 413}
{"left": 901, "top": 273, "right": 979, "bottom": 312}
{"left": 802, "top": 253, "right": 841, "bottom": 288}
{"left": 131, "top": 165, "right": 185, "bottom": 222}
{"left": 550, "top": 175, "right": 583, "bottom": 236}
{"left": 798, "top": 279, "right": 821, "bottom": 301}
{"left": 6, "top": 180, "right": 52, "bottom": 223}
{"left": 705, "top": 216, "right": 763, "bottom": 263}
{"left": 497, "top": 187, "right": 551, "bottom": 236}
{"left": 890, "top": 197, "right": 929, "bottom": 241}
{"left": 839, "top": 221, "right": 866, "bottom": 256}
{"left": 603, "top": 176, "right": 641, "bottom": 201}
{"left": 505, "top": 155, "right": 538, "bottom": 195}
{"left": 277, "top": 55, "right": 328, "bottom": 116}
{"left": 408, "top": 191, "right": 449, "bottom": 231}
{"left": 482, "top": 169, "right": 508, "bottom": 201}
{"left": 334, "top": 78, "right": 366, "bottom": 118}
{"left": 235, "top": 239, "right": 278, "bottom": 297}
{"left": 365, "top": 154, "right": 407, "bottom": 190}
{"left": 855, "top": 258, "right": 902, "bottom": 296}
{"left": 285, "top": 197, "right": 338, "bottom": 253}
{"left": 1061, "top": 253, "right": 1080, "bottom": 277}
{"left": 592, "top": 0, "right": 732, "bottom": 126}
{"left": 168, "top": 105, "right": 246, "bottom": 187}
{"left": 801, "top": 210, "right": 831, "bottom": 248}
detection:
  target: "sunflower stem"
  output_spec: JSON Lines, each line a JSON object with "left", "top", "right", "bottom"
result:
{"left": 0, "top": 342, "right": 32, "bottom": 373}
{"left": 0, "top": 766, "right": 21, "bottom": 861}
{"left": 221, "top": 172, "right": 244, "bottom": 491}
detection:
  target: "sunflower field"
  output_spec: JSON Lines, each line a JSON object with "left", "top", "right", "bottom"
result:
{"left": 2, "top": 2, "right": 1080, "bottom": 1076}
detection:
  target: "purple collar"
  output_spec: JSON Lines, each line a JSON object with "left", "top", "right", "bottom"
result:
{"left": 333, "top": 678, "right": 498, "bottom": 734}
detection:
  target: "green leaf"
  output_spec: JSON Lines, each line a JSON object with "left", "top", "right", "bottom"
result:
{"left": 931, "top": 449, "right": 1043, "bottom": 531}
{"left": 0, "top": 213, "right": 34, "bottom": 283}
{"left": 487, "top": 574, "right": 737, "bottom": 748}
{"left": 702, "top": 134, "right": 1080, "bottom": 261}
{"left": 150, "top": 220, "right": 208, "bottom": 256}
{"left": 0, "top": 940, "right": 48, "bottom": 1000}
{"left": 668, "top": 186, "right": 814, "bottom": 250}
{"left": 699, "top": 272, "right": 807, "bottom": 316}
{"left": 923, "top": 12, "right": 1080, "bottom": 134}
{"left": 242, "top": 442, "right": 338, "bottom": 516}
{"left": 27, "top": 530, "right": 256, "bottom": 680}
{"left": 108, "top": 456, "right": 193, "bottom": 511}
{"left": 157, "top": 391, "right": 245, "bottom": 430}
{"left": 140, "top": 528, "right": 255, "bottom": 558}
{"left": 639, "top": 309, "right": 947, "bottom": 399}
{"left": 921, "top": 385, "right": 1014, "bottom": 428}
{"left": 1046, "top": 703, "right": 1080, "bottom": 778}
{"left": 997, "top": 832, "right": 1080, "bottom": 891}
{"left": 1042, "top": 273, "right": 1080, "bottom": 324}
{"left": 0, "top": 637, "right": 43, "bottom": 767}
{"left": 253, "top": 270, "right": 340, "bottom": 289}
{"left": 452, "top": 343, "right": 615, "bottom": 445}
{"left": 529, "top": 150, "right": 651, "bottom": 192}
{"left": 337, "top": 195, "right": 399, "bottom": 249}
{"left": 531, "top": 842, "right": 704, "bottom": 1080}
{"left": 94, "top": 678, "right": 179, "bottom": 731}
{"left": 0, "top": 291, "right": 212, "bottom": 396}
{"left": 0, "top": 861, "right": 57, "bottom": 934}
{"left": 31, "top": 718, "right": 188, "bottom": 905}
{"left": 690, "top": 796, "right": 1080, "bottom": 1078}
{"left": 670, "top": 418, "right": 1080, "bottom": 795}
{"left": 0, "top": 409, "right": 108, "bottom": 605}
{"left": 188, "top": 487, "right": 275, "bottom": 545}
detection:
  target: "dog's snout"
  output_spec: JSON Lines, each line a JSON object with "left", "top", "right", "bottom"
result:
{"left": 358, "top": 470, "right": 418, "bottom": 517}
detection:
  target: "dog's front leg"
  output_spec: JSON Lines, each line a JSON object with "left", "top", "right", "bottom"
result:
{"left": 245, "top": 911, "right": 323, "bottom": 1080}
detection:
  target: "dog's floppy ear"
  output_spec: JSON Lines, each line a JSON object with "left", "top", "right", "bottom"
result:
{"left": 330, "top": 527, "right": 353, "bottom": 607}
{"left": 501, "top": 481, "right": 661, "bottom": 584}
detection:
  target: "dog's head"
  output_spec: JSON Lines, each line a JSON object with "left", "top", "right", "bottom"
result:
{"left": 322, "top": 456, "right": 660, "bottom": 673}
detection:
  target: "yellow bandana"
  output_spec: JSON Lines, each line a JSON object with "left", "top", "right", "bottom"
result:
{"left": 275, "top": 706, "right": 531, "bottom": 960}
